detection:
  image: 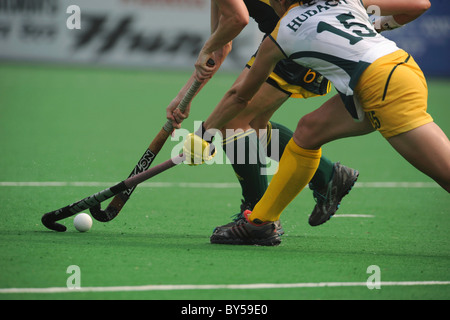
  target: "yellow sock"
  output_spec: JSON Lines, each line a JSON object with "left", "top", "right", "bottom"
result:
{"left": 250, "top": 138, "right": 321, "bottom": 222}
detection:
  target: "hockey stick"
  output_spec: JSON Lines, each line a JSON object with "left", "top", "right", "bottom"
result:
{"left": 89, "top": 59, "right": 215, "bottom": 222}
{"left": 41, "top": 154, "right": 186, "bottom": 232}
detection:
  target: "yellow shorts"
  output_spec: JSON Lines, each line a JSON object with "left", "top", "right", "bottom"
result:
{"left": 355, "top": 50, "right": 433, "bottom": 138}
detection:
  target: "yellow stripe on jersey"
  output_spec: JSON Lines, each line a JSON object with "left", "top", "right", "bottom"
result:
{"left": 271, "top": 21, "right": 281, "bottom": 41}
{"left": 270, "top": 3, "right": 299, "bottom": 41}
{"left": 258, "top": 0, "right": 271, "bottom": 6}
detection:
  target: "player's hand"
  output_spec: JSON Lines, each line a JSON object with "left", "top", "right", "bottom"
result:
{"left": 166, "top": 97, "right": 190, "bottom": 130}
{"left": 195, "top": 51, "right": 217, "bottom": 81}
{"left": 183, "top": 122, "right": 217, "bottom": 165}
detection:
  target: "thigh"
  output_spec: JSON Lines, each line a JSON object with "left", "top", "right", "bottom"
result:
{"left": 387, "top": 122, "right": 450, "bottom": 191}
{"left": 294, "top": 94, "right": 375, "bottom": 149}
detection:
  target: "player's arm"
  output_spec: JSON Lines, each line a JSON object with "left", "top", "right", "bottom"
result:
{"left": 204, "top": 36, "right": 285, "bottom": 131}
{"left": 196, "top": 0, "right": 249, "bottom": 81}
{"left": 363, "top": 0, "right": 431, "bottom": 30}
{"left": 167, "top": 0, "right": 249, "bottom": 128}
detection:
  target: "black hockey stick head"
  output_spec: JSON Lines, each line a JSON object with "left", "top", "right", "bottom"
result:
{"left": 41, "top": 181, "right": 128, "bottom": 231}
{"left": 89, "top": 204, "right": 107, "bottom": 222}
{"left": 41, "top": 211, "right": 67, "bottom": 232}
{"left": 89, "top": 203, "right": 120, "bottom": 222}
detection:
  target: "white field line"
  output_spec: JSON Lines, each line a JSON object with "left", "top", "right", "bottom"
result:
{"left": 332, "top": 214, "right": 375, "bottom": 218}
{"left": 1, "top": 281, "right": 449, "bottom": 294}
{"left": 0, "top": 181, "right": 440, "bottom": 188}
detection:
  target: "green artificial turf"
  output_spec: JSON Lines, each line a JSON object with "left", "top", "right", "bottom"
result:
{"left": 0, "top": 63, "right": 449, "bottom": 301}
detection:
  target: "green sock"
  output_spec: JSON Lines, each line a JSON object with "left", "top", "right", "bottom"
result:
{"left": 311, "top": 156, "right": 335, "bottom": 188}
{"left": 222, "top": 129, "right": 268, "bottom": 208}
{"left": 265, "top": 121, "right": 293, "bottom": 159}
{"left": 266, "top": 121, "right": 335, "bottom": 188}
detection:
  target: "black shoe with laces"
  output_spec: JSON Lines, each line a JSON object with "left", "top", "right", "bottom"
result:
{"left": 212, "top": 200, "right": 284, "bottom": 236}
{"left": 308, "top": 162, "right": 359, "bottom": 226}
{"left": 210, "top": 210, "right": 281, "bottom": 246}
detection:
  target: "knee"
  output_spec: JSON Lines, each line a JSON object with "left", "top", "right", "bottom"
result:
{"left": 293, "top": 113, "right": 323, "bottom": 149}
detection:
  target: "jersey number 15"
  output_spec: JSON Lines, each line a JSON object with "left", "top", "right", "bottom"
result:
{"left": 317, "top": 12, "right": 377, "bottom": 45}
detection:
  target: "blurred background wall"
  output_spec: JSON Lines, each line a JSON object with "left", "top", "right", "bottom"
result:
{"left": 0, "top": 0, "right": 448, "bottom": 76}
{"left": 0, "top": 0, "right": 260, "bottom": 71}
